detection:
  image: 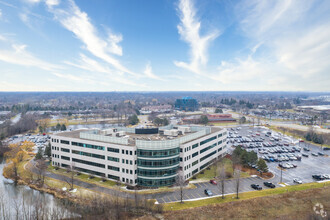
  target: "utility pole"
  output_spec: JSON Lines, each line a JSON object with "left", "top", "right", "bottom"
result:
{"left": 280, "top": 165, "right": 283, "bottom": 183}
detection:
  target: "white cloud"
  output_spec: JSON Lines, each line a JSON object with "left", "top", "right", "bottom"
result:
{"left": 48, "top": 0, "right": 137, "bottom": 76}
{"left": 0, "top": 43, "right": 62, "bottom": 71}
{"left": 143, "top": 62, "right": 163, "bottom": 80}
{"left": 45, "top": 0, "right": 60, "bottom": 7}
{"left": 174, "top": 0, "right": 220, "bottom": 74}
{"left": 0, "top": 9, "right": 2, "bottom": 18}
{"left": 64, "top": 53, "right": 114, "bottom": 74}
{"left": 212, "top": 56, "right": 264, "bottom": 84}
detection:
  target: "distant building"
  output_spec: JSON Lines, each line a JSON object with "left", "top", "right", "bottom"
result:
{"left": 182, "top": 115, "right": 202, "bottom": 124}
{"left": 175, "top": 97, "right": 199, "bottom": 111}
{"left": 140, "top": 105, "right": 172, "bottom": 114}
{"left": 206, "top": 114, "right": 236, "bottom": 123}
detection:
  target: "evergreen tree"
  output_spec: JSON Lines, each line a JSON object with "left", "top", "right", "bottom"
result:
{"left": 44, "top": 143, "right": 51, "bottom": 158}
{"left": 257, "top": 159, "right": 268, "bottom": 174}
{"left": 35, "top": 148, "right": 43, "bottom": 160}
{"left": 199, "top": 115, "right": 209, "bottom": 125}
{"left": 60, "top": 124, "right": 67, "bottom": 131}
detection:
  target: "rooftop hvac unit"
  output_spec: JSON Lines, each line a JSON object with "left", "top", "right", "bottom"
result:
{"left": 115, "top": 131, "right": 126, "bottom": 137}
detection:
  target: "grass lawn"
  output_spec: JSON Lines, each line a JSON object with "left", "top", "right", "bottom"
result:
{"left": 47, "top": 165, "right": 196, "bottom": 194}
{"left": 193, "top": 158, "right": 250, "bottom": 181}
{"left": 47, "top": 165, "right": 119, "bottom": 188}
{"left": 164, "top": 181, "right": 330, "bottom": 211}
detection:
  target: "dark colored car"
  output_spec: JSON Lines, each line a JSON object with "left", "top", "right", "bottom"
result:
{"left": 303, "top": 147, "right": 310, "bottom": 151}
{"left": 302, "top": 153, "right": 309, "bottom": 157}
{"left": 312, "top": 175, "right": 325, "bottom": 180}
{"left": 251, "top": 184, "right": 262, "bottom": 190}
{"left": 318, "top": 152, "right": 324, "bottom": 156}
{"left": 204, "top": 189, "right": 213, "bottom": 196}
{"left": 263, "top": 182, "right": 276, "bottom": 188}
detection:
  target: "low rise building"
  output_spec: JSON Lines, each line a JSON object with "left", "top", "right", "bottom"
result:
{"left": 51, "top": 125, "right": 228, "bottom": 187}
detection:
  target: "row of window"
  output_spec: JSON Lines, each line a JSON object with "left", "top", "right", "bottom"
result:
{"left": 137, "top": 157, "right": 180, "bottom": 167}
{"left": 72, "top": 150, "right": 105, "bottom": 160}
{"left": 138, "top": 177, "right": 176, "bottom": 187}
{"left": 137, "top": 167, "right": 178, "bottom": 177}
{"left": 200, "top": 143, "right": 217, "bottom": 154}
{"left": 72, "top": 142, "right": 105, "bottom": 151}
{"left": 137, "top": 148, "right": 179, "bottom": 158}
{"left": 200, "top": 136, "right": 217, "bottom": 146}
{"left": 200, "top": 150, "right": 217, "bottom": 162}
{"left": 72, "top": 158, "right": 105, "bottom": 168}
{"left": 184, "top": 163, "right": 191, "bottom": 170}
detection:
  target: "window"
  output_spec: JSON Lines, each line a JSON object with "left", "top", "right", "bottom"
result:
{"left": 61, "top": 155, "right": 70, "bottom": 161}
{"left": 108, "top": 156, "right": 119, "bottom": 162}
{"left": 108, "top": 174, "right": 119, "bottom": 181}
{"left": 108, "top": 147, "right": 119, "bottom": 153}
{"left": 192, "top": 152, "right": 198, "bottom": 158}
{"left": 192, "top": 160, "right": 198, "bottom": 166}
{"left": 60, "top": 140, "right": 70, "bottom": 145}
{"left": 108, "top": 165, "right": 120, "bottom": 171}
{"left": 61, "top": 148, "right": 70, "bottom": 153}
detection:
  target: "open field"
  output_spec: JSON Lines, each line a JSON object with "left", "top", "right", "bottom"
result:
{"left": 158, "top": 184, "right": 330, "bottom": 219}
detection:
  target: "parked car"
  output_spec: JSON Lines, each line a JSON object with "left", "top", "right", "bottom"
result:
{"left": 263, "top": 182, "right": 276, "bottom": 188}
{"left": 312, "top": 175, "right": 325, "bottom": 180}
{"left": 302, "top": 153, "right": 309, "bottom": 157}
{"left": 210, "top": 179, "right": 217, "bottom": 185}
{"left": 318, "top": 152, "right": 324, "bottom": 156}
{"left": 251, "top": 184, "right": 262, "bottom": 190}
{"left": 311, "top": 153, "right": 318, "bottom": 157}
{"left": 303, "top": 147, "right": 310, "bottom": 151}
{"left": 204, "top": 189, "right": 213, "bottom": 196}
{"left": 293, "top": 178, "right": 302, "bottom": 184}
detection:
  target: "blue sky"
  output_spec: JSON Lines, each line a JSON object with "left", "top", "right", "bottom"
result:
{"left": 0, "top": 0, "right": 329, "bottom": 91}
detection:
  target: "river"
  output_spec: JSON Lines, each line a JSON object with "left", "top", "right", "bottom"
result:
{"left": 0, "top": 156, "right": 77, "bottom": 219}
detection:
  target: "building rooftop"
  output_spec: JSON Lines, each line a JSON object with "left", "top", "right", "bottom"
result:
{"left": 54, "top": 126, "right": 222, "bottom": 147}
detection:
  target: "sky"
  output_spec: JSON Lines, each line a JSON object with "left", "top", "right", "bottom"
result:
{"left": 0, "top": 0, "right": 329, "bottom": 92}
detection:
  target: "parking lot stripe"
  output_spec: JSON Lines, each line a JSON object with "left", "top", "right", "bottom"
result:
{"left": 158, "top": 198, "right": 165, "bottom": 203}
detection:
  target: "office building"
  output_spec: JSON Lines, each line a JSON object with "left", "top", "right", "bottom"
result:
{"left": 51, "top": 125, "right": 227, "bottom": 187}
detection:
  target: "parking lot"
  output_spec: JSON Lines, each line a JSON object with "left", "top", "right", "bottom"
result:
{"left": 154, "top": 176, "right": 272, "bottom": 203}
{"left": 228, "top": 126, "right": 330, "bottom": 185}
{"left": 7, "top": 133, "right": 49, "bottom": 152}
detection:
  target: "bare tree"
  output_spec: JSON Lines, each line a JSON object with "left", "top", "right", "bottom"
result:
{"left": 217, "top": 161, "right": 226, "bottom": 199}
{"left": 234, "top": 168, "right": 241, "bottom": 199}
{"left": 35, "top": 159, "right": 47, "bottom": 186}
{"left": 65, "top": 163, "right": 76, "bottom": 191}
{"left": 175, "top": 170, "right": 185, "bottom": 203}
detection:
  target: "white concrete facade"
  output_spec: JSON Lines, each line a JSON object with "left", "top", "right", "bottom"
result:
{"left": 51, "top": 126, "right": 228, "bottom": 187}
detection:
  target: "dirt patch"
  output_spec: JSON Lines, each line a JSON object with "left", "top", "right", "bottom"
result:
{"left": 241, "top": 167, "right": 273, "bottom": 179}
